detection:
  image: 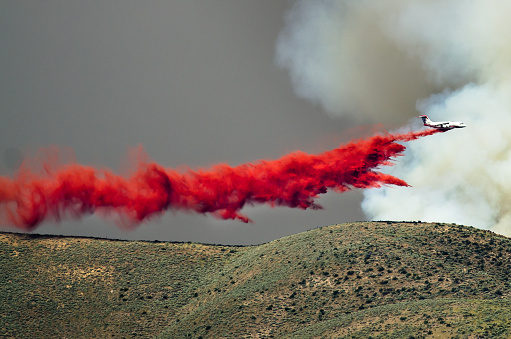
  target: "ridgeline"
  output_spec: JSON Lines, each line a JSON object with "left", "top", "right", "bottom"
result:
{"left": 2, "top": 221, "right": 511, "bottom": 338}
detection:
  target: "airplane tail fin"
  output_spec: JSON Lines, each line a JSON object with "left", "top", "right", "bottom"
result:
{"left": 419, "top": 115, "right": 430, "bottom": 125}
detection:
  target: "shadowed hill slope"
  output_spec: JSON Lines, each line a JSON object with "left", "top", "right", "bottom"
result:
{"left": 2, "top": 222, "right": 511, "bottom": 338}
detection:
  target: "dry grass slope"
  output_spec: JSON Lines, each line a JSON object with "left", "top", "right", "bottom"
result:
{"left": 1, "top": 221, "right": 511, "bottom": 338}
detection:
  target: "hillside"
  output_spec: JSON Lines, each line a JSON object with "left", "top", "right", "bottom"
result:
{"left": 2, "top": 222, "right": 511, "bottom": 338}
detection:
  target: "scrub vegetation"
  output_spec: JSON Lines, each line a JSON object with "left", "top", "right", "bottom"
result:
{"left": 2, "top": 221, "right": 511, "bottom": 338}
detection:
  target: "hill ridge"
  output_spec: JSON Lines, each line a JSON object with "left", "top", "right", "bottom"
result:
{"left": 2, "top": 219, "right": 507, "bottom": 247}
{"left": 2, "top": 221, "right": 511, "bottom": 338}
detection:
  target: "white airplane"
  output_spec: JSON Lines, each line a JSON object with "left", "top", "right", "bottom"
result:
{"left": 419, "top": 115, "right": 466, "bottom": 130}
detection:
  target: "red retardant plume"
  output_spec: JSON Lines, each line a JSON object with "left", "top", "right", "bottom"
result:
{"left": 0, "top": 129, "right": 441, "bottom": 230}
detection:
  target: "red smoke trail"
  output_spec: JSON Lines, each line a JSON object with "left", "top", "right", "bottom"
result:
{"left": 0, "top": 129, "right": 442, "bottom": 230}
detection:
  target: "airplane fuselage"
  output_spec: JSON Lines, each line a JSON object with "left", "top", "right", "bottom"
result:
{"left": 419, "top": 115, "right": 466, "bottom": 130}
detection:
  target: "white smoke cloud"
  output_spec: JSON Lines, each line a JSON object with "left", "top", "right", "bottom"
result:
{"left": 277, "top": 0, "right": 511, "bottom": 235}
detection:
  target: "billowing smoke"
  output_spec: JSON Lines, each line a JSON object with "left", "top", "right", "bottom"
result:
{"left": 276, "top": 0, "right": 511, "bottom": 234}
{"left": 0, "top": 130, "right": 438, "bottom": 230}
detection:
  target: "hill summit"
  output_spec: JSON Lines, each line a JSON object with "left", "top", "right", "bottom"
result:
{"left": 2, "top": 221, "right": 511, "bottom": 338}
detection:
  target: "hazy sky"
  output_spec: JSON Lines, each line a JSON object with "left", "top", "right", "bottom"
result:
{"left": 0, "top": 1, "right": 374, "bottom": 245}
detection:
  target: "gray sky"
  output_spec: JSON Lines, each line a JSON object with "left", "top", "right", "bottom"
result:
{"left": 0, "top": 1, "right": 370, "bottom": 245}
